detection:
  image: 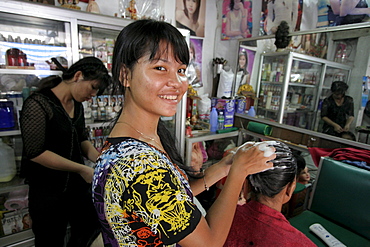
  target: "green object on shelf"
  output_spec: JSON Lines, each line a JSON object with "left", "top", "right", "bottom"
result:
{"left": 216, "top": 127, "right": 238, "bottom": 134}
{"left": 247, "top": 121, "right": 272, "bottom": 136}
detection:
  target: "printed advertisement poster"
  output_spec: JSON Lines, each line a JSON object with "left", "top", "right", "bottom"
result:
{"left": 235, "top": 47, "right": 256, "bottom": 95}
{"left": 261, "top": 0, "right": 303, "bottom": 35}
{"left": 222, "top": 0, "right": 253, "bottom": 40}
{"left": 176, "top": 0, "right": 206, "bottom": 37}
{"left": 188, "top": 38, "right": 203, "bottom": 88}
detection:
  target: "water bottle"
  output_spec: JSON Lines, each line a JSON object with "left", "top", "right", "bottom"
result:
{"left": 247, "top": 106, "right": 256, "bottom": 117}
{"left": 210, "top": 107, "right": 218, "bottom": 132}
{"left": 218, "top": 110, "right": 225, "bottom": 130}
{"left": 0, "top": 139, "right": 16, "bottom": 182}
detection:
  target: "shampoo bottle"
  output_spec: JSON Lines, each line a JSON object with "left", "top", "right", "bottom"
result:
{"left": 210, "top": 107, "right": 218, "bottom": 132}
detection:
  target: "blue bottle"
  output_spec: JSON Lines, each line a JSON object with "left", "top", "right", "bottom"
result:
{"left": 210, "top": 107, "right": 218, "bottom": 132}
{"left": 247, "top": 106, "right": 256, "bottom": 117}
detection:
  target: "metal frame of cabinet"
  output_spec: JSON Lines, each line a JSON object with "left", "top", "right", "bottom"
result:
{"left": 255, "top": 50, "right": 352, "bottom": 130}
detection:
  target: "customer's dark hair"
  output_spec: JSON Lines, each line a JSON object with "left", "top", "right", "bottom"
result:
{"left": 111, "top": 19, "right": 189, "bottom": 96}
{"left": 331, "top": 81, "right": 348, "bottom": 94}
{"left": 293, "top": 151, "right": 306, "bottom": 175}
{"left": 248, "top": 141, "right": 297, "bottom": 198}
{"left": 38, "top": 56, "right": 110, "bottom": 95}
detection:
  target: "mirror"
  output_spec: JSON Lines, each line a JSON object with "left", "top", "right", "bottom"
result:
{"left": 235, "top": 25, "right": 370, "bottom": 145}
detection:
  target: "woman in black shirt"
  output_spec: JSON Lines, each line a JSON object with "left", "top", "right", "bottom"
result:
{"left": 20, "top": 57, "right": 111, "bottom": 247}
{"left": 321, "top": 80, "right": 354, "bottom": 137}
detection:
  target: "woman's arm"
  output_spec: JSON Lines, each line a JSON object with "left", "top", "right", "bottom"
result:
{"left": 179, "top": 144, "right": 275, "bottom": 246}
{"left": 189, "top": 152, "right": 232, "bottom": 196}
{"left": 81, "top": 140, "right": 100, "bottom": 163}
{"left": 322, "top": 116, "right": 343, "bottom": 133}
{"left": 344, "top": 116, "right": 354, "bottom": 131}
{"left": 239, "top": 3, "right": 248, "bottom": 37}
{"left": 31, "top": 150, "right": 95, "bottom": 183}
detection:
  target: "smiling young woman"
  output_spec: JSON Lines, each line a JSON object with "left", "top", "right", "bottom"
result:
{"left": 92, "top": 19, "right": 276, "bottom": 247}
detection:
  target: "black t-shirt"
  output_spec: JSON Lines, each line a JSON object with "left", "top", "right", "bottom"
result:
{"left": 321, "top": 95, "right": 354, "bottom": 136}
{"left": 20, "top": 88, "right": 88, "bottom": 195}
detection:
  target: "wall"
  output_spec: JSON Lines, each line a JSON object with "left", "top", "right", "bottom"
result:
{"left": 52, "top": 0, "right": 235, "bottom": 98}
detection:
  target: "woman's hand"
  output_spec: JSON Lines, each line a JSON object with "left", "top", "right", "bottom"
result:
{"left": 334, "top": 123, "right": 343, "bottom": 133}
{"left": 79, "top": 166, "right": 95, "bottom": 183}
{"left": 231, "top": 142, "right": 275, "bottom": 176}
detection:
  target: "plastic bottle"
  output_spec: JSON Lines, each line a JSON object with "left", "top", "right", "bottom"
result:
{"left": 266, "top": 91, "right": 273, "bottom": 109}
{"left": 217, "top": 110, "right": 225, "bottom": 130}
{"left": 0, "top": 139, "right": 16, "bottom": 182}
{"left": 247, "top": 106, "right": 256, "bottom": 117}
{"left": 210, "top": 107, "right": 218, "bottom": 132}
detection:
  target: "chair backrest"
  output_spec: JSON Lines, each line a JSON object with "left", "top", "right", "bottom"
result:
{"left": 308, "top": 157, "right": 370, "bottom": 240}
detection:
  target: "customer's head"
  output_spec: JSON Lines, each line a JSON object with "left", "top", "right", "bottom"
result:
{"left": 111, "top": 19, "right": 190, "bottom": 97}
{"left": 331, "top": 81, "right": 348, "bottom": 99}
{"left": 293, "top": 152, "right": 310, "bottom": 184}
{"left": 248, "top": 141, "right": 297, "bottom": 199}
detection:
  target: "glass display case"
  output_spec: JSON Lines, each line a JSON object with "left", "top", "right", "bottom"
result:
{"left": 255, "top": 51, "right": 351, "bottom": 131}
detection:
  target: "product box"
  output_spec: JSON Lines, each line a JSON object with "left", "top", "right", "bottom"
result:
{"left": 235, "top": 98, "right": 246, "bottom": 114}
{"left": 215, "top": 98, "right": 235, "bottom": 128}
{"left": 1, "top": 208, "right": 31, "bottom": 236}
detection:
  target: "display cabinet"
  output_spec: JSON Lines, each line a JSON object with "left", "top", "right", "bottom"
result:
{"left": 255, "top": 51, "right": 351, "bottom": 131}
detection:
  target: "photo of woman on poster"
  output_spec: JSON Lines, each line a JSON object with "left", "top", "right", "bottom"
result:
{"left": 235, "top": 48, "right": 255, "bottom": 96}
{"left": 187, "top": 38, "right": 203, "bottom": 87}
{"left": 328, "top": 0, "right": 370, "bottom": 26}
{"left": 176, "top": 0, "right": 206, "bottom": 37}
{"left": 263, "top": 0, "right": 301, "bottom": 35}
{"left": 222, "top": 0, "right": 252, "bottom": 40}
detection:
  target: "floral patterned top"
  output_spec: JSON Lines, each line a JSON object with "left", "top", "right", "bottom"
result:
{"left": 92, "top": 137, "right": 201, "bottom": 247}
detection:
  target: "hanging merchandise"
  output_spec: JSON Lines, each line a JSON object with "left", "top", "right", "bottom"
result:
{"left": 217, "top": 67, "right": 234, "bottom": 98}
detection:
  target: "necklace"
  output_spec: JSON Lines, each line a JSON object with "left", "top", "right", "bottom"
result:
{"left": 117, "top": 121, "right": 162, "bottom": 147}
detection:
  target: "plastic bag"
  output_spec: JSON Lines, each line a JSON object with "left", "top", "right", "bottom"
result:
{"left": 217, "top": 68, "right": 234, "bottom": 98}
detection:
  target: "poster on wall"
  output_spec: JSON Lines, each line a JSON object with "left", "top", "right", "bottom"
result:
{"left": 175, "top": 0, "right": 206, "bottom": 37}
{"left": 221, "top": 0, "right": 253, "bottom": 40}
{"left": 235, "top": 47, "right": 256, "bottom": 95}
{"left": 187, "top": 38, "right": 203, "bottom": 88}
{"left": 320, "top": 0, "right": 370, "bottom": 27}
{"left": 261, "top": 0, "right": 303, "bottom": 35}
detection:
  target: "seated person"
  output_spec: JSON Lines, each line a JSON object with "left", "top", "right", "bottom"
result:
{"left": 296, "top": 153, "right": 311, "bottom": 185}
{"left": 224, "top": 141, "right": 316, "bottom": 247}
{"left": 284, "top": 152, "right": 311, "bottom": 218}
